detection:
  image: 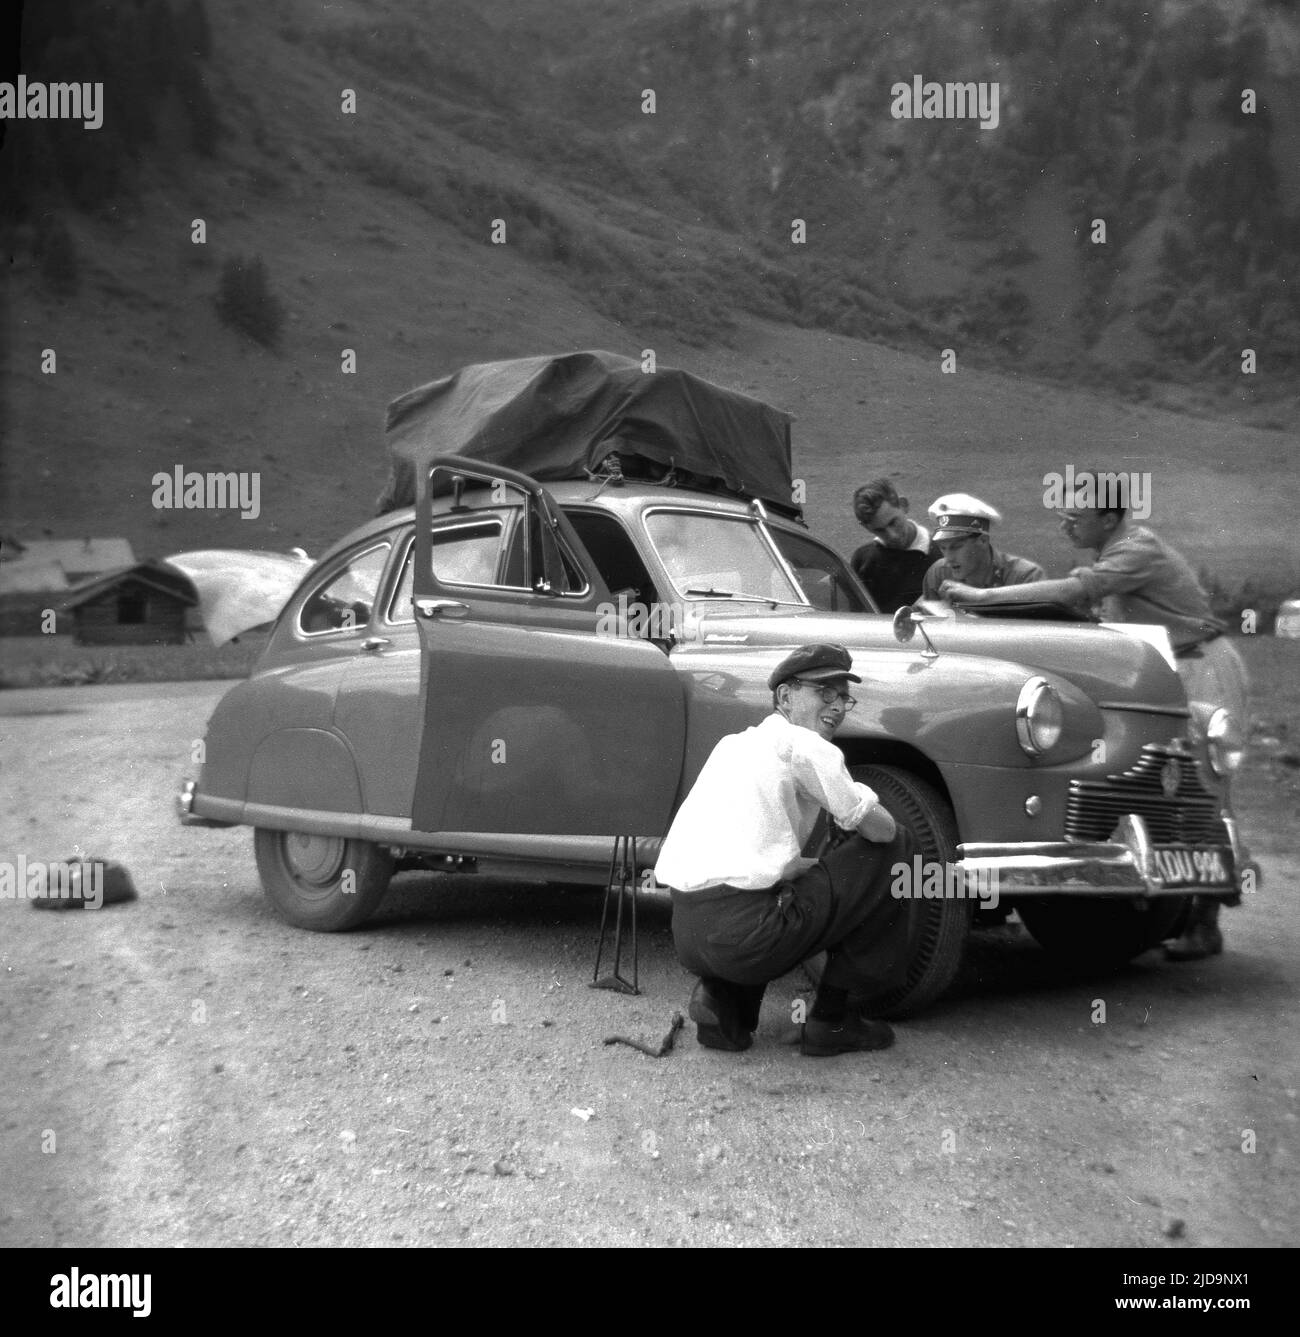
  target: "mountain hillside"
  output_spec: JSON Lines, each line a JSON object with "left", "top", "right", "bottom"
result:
{"left": 1, "top": 0, "right": 1297, "bottom": 591}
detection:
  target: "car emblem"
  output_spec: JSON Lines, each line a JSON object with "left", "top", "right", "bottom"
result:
{"left": 1160, "top": 758, "right": 1180, "bottom": 799}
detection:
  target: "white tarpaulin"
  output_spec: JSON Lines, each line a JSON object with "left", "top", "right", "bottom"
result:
{"left": 164, "top": 550, "right": 312, "bottom": 646}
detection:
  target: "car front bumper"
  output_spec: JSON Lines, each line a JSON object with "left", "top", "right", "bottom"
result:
{"left": 959, "top": 812, "right": 1256, "bottom": 901}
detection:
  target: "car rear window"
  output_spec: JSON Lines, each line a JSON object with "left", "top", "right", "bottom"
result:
{"left": 299, "top": 542, "right": 392, "bottom": 635}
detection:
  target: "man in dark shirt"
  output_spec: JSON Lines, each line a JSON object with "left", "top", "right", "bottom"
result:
{"left": 848, "top": 479, "right": 940, "bottom": 613}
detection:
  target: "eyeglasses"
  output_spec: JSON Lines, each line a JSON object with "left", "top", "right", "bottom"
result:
{"left": 792, "top": 679, "right": 857, "bottom": 710}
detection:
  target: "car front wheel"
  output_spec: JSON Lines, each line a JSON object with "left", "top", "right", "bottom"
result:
{"left": 253, "top": 827, "right": 393, "bottom": 931}
{"left": 848, "top": 764, "right": 970, "bottom": 1020}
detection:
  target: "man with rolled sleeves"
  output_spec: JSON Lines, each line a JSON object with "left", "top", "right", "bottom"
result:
{"left": 920, "top": 493, "right": 1046, "bottom": 601}
{"left": 938, "top": 473, "right": 1248, "bottom": 961}
{"left": 655, "top": 644, "right": 917, "bottom": 1057}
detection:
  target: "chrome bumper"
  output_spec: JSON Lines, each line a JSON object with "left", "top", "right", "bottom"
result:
{"left": 959, "top": 813, "right": 1256, "bottom": 899}
{"left": 176, "top": 779, "right": 236, "bottom": 829}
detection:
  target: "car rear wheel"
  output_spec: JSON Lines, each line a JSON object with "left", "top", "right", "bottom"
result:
{"left": 1015, "top": 895, "right": 1192, "bottom": 970}
{"left": 822, "top": 765, "right": 970, "bottom": 1020}
{"left": 254, "top": 827, "right": 393, "bottom": 931}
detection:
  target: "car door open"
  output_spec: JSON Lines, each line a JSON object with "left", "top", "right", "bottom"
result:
{"left": 410, "top": 457, "right": 687, "bottom": 838}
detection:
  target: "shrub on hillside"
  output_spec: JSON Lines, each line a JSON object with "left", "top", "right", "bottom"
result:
{"left": 941, "top": 278, "right": 1031, "bottom": 353}
{"left": 215, "top": 255, "right": 285, "bottom": 348}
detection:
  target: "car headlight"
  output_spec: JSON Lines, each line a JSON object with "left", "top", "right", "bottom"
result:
{"left": 1207, "top": 707, "right": 1245, "bottom": 776}
{"left": 1015, "top": 676, "right": 1063, "bottom": 756}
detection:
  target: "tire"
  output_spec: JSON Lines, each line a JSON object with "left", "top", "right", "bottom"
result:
{"left": 253, "top": 827, "right": 393, "bottom": 931}
{"left": 846, "top": 764, "right": 970, "bottom": 1020}
{"left": 1015, "top": 895, "right": 1192, "bottom": 971}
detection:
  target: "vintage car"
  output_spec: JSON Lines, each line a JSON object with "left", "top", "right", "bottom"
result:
{"left": 178, "top": 352, "right": 1254, "bottom": 1017}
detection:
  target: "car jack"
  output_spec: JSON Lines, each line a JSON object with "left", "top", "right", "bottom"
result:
{"left": 591, "top": 835, "right": 640, "bottom": 995}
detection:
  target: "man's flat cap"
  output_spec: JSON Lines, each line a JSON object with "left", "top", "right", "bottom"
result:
{"left": 768, "top": 643, "right": 862, "bottom": 690}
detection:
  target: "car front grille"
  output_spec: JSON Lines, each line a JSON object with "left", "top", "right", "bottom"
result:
{"left": 1065, "top": 744, "right": 1230, "bottom": 845}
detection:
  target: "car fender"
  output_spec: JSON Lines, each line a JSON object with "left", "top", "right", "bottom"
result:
{"left": 196, "top": 663, "right": 352, "bottom": 808}
{"left": 673, "top": 645, "right": 1102, "bottom": 780}
{"left": 246, "top": 728, "right": 363, "bottom": 814}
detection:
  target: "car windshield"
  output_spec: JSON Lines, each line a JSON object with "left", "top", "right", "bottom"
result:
{"left": 770, "top": 527, "right": 874, "bottom": 613}
{"left": 643, "top": 511, "right": 805, "bottom": 604}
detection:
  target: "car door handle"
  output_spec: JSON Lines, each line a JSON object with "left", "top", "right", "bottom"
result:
{"left": 360, "top": 637, "right": 391, "bottom": 653}
{"left": 414, "top": 598, "right": 469, "bottom": 619}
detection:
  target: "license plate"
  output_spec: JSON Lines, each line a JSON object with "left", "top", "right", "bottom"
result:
{"left": 1152, "top": 846, "right": 1234, "bottom": 889}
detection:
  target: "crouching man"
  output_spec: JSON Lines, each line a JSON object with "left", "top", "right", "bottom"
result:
{"left": 654, "top": 643, "right": 917, "bottom": 1057}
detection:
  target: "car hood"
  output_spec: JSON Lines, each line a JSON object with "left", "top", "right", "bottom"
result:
{"left": 688, "top": 609, "right": 1186, "bottom": 710}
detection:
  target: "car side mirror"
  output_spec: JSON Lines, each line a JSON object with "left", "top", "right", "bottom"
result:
{"left": 892, "top": 605, "right": 940, "bottom": 660}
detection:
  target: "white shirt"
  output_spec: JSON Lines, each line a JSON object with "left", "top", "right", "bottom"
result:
{"left": 874, "top": 521, "right": 933, "bottom": 552}
{"left": 654, "top": 713, "right": 881, "bottom": 892}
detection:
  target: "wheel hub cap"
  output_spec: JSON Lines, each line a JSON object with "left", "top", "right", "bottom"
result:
{"left": 283, "top": 832, "right": 346, "bottom": 885}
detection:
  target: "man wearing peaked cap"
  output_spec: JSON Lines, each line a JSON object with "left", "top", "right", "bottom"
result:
{"left": 655, "top": 643, "right": 919, "bottom": 1058}
{"left": 920, "top": 493, "right": 1045, "bottom": 601}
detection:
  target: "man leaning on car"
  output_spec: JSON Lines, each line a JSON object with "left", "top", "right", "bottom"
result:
{"left": 920, "top": 493, "right": 1046, "bottom": 601}
{"left": 938, "top": 471, "right": 1247, "bottom": 962}
{"left": 654, "top": 644, "right": 917, "bottom": 1057}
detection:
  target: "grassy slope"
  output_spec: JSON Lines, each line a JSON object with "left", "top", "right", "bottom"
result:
{"left": 1, "top": 0, "right": 1297, "bottom": 591}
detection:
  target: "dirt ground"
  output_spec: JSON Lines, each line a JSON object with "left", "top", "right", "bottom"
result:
{"left": 1, "top": 681, "right": 1297, "bottom": 1249}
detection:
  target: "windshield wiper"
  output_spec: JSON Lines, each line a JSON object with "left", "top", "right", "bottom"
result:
{"left": 684, "top": 588, "right": 772, "bottom": 602}
{"left": 685, "top": 587, "right": 808, "bottom": 608}
{"left": 686, "top": 588, "right": 813, "bottom": 609}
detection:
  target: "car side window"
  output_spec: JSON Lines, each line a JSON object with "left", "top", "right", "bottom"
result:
{"left": 563, "top": 509, "right": 661, "bottom": 605}
{"left": 299, "top": 542, "right": 391, "bottom": 635}
{"left": 771, "top": 529, "right": 874, "bottom": 613}
{"left": 387, "top": 519, "right": 507, "bottom": 622}
{"left": 500, "top": 513, "right": 589, "bottom": 595}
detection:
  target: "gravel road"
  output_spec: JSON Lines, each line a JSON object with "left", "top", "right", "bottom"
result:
{"left": 1, "top": 682, "right": 1296, "bottom": 1247}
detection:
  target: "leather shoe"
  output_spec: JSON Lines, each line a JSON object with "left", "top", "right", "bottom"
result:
{"left": 736, "top": 983, "right": 766, "bottom": 1033}
{"left": 1164, "top": 922, "right": 1224, "bottom": 961}
{"left": 689, "top": 979, "right": 752, "bottom": 1052}
{"left": 801, "top": 1013, "right": 895, "bottom": 1057}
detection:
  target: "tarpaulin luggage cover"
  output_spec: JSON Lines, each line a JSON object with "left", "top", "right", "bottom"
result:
{"left": 378, "top": 350, "right": 796, "bottom": 515}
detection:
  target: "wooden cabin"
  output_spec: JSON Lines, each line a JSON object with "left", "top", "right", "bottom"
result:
{"left": 63, "top": 562, "right": 198, "bottom": 646}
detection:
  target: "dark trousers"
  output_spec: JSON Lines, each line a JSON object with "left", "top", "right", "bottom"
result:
{"left": 670, "top": 828, "right": 918, "bottom": 997}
